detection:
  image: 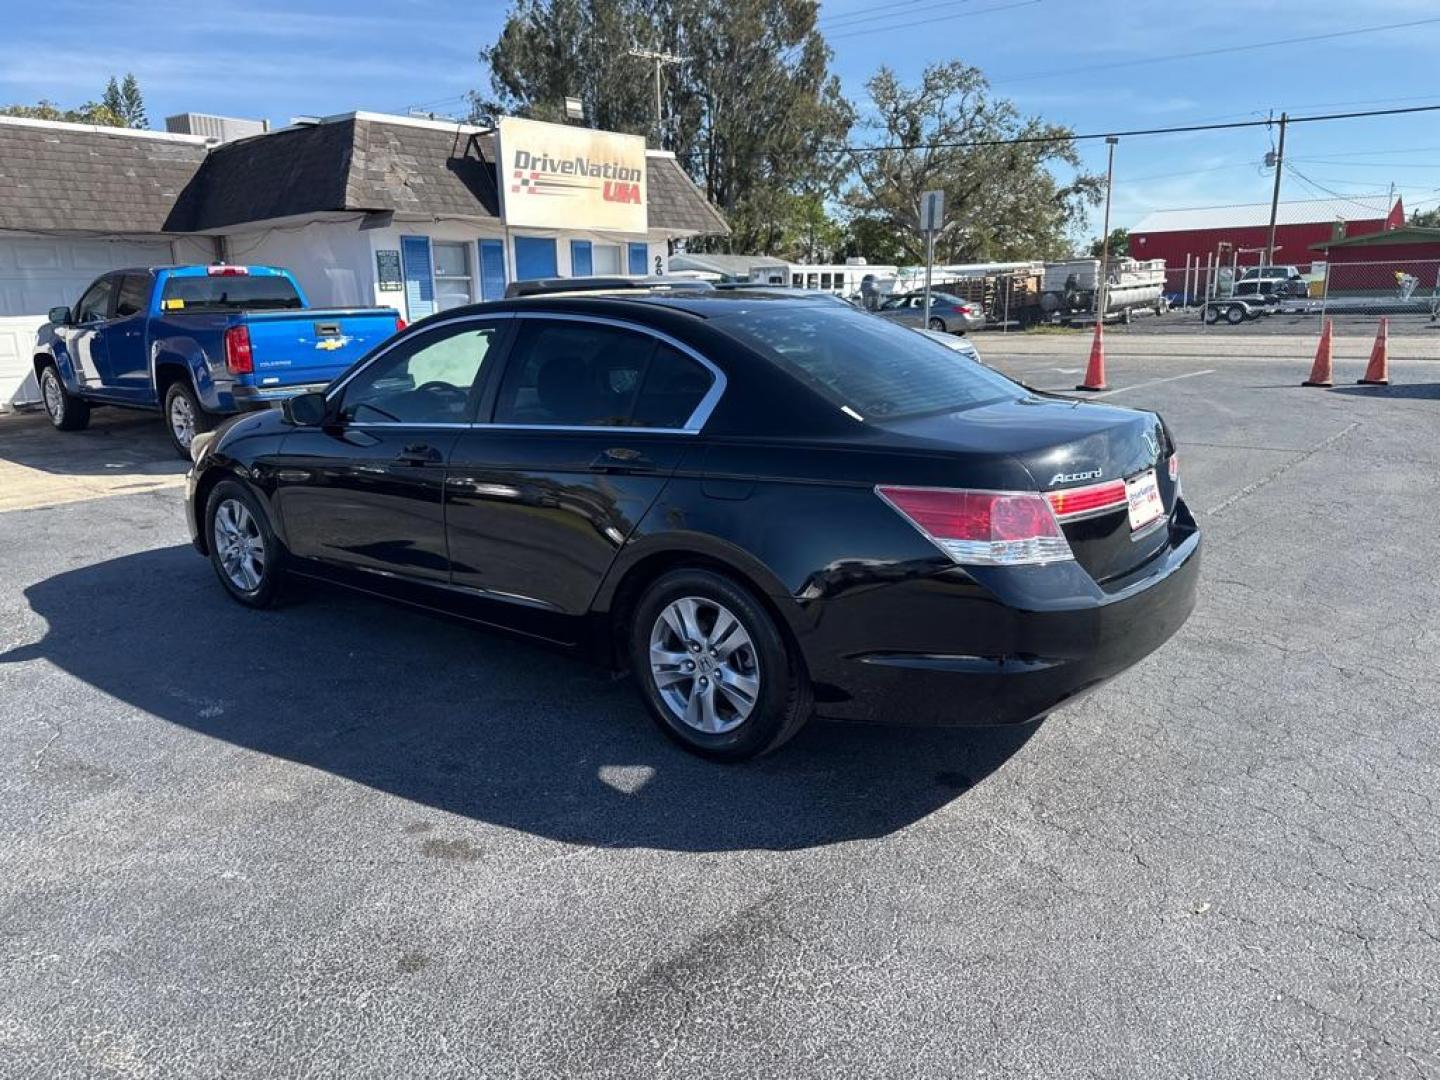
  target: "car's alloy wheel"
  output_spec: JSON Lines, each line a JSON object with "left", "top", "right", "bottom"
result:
{"left": 630, "top": 568, "right": 812, "bottom": 760}
{"left": 212, "top": 497, "right": 266, "bottom": 593}
{"left": 1226, "top": 304, "right": 1246, "bottom": 325}
{"left": 649, "top": 596, "right": 761, "bottom": 734}
{"left": 928, "top": 317, "right": 946, "bottom": 331}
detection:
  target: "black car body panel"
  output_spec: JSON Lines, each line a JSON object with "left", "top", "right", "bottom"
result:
{"left": 187, "top": 291, "right": 1200, "bottom": 729}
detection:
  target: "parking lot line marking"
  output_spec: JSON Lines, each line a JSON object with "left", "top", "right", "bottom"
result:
{"left": 1207, "top": 421, "right": 1361, "bottom": 517}
{"left": 1093, "top": 370, "right": 1216, "bottom": 398}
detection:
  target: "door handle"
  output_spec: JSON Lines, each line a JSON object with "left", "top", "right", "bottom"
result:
{"left": 395, "top": 443, "right": 443, "bottom": 465}
{"left": 590, "top": 447, "right": 653, "bottom": 473}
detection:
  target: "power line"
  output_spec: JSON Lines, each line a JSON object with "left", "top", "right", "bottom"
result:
{"left": 987, "top": 16, "right": 1440, "bottom": 86}
{"left": 817, "top": 0, "right": 974, "bottom": 31}
{"left": 832, "top": 102, "right": 1440, "bottom": 154}
{"left": 826, "top": 0, "right": 1040, "bottom": 41}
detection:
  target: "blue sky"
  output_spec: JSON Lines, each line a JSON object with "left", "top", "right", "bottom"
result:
{"left": 2, "top": 0, "right": 1438, "bottom": 234}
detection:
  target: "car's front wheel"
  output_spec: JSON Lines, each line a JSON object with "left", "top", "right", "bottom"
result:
{"left": 928, "top": 316, "right": 947, "bottom": 332}
{"left": 205, "top": 479, "right": 283, "bottom": 608}
{"left": 165, "top": 380, "right": 216, "bottom": 458}
{"left": 39, "top": 363, "right": 90, "bottom": 432}
{"left": 630, "top": 568, "right": 812, "bottom": 761}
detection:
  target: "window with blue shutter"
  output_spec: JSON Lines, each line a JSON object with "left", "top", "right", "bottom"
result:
{"left": 400, "top": 235, "right": 435, "bottom": 320}
{"left": 514, "top": 236, "right": 558, "bottom": 280}
{"left": 627, "top": 243, "right": 649, "bottom": 276}
{"left": 570, "top": 240, "right": 593, "bottom": 277}
{"left": 478, "top": 239, "right": 507, "bottom": 300}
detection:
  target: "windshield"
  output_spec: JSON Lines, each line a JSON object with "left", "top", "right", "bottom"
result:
{"left": 717, "top": 305, "right": 1020, "bottom": 421}
{"left": 160, "top": 275, "right": 303, "bottom": 312}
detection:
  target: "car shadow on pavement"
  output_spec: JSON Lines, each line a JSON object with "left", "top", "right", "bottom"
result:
{"left": 4, "top": 546, "right": 1039, "bottom": 853}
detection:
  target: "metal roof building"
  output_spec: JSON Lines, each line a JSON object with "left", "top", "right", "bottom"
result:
{"left": 1129, "top": 194, "right": 1404, "bottom": 272}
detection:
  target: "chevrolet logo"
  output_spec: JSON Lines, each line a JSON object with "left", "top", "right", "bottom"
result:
{"left": 314, "top": 337, "right": 349, "bottom": 351}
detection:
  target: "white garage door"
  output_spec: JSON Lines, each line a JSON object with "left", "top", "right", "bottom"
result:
{"left": 0, "top": 235, "right": 174, "bottom": 407}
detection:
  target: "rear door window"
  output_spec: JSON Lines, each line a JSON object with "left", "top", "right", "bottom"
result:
{"left": 113, "top": 274, "right": 151, "bottom": 318}
{"left": 160, "top": 274, "right": 303, "bottom": 312}
{"left": 491, "top": 321, "right": 714, "bottom": 429}
{"left": 717, "top": 305, "right": 1020, "bottom": 421}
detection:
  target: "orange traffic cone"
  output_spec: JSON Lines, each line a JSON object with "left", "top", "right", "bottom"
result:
{"left": 1357, "top": 317, "right": 1390, "bottom": 385}
{"left": 1303, "top": 318, "right": 1334, "bottom": 387}
{"left": 1075, "top": 321, "right": 1108, "bottom": 391}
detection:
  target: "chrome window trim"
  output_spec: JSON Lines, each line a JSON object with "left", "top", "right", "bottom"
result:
{"left": 502, "top": 311, "right": 726, "bottom": 434}
{"left": 326, "top": 308, "right": 726, "bottom": 436}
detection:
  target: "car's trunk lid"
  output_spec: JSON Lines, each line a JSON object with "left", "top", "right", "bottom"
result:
{"left": 877, "top": 394, "right": 1176, "bottom": 583}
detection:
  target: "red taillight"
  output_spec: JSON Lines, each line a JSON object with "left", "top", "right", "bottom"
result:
{"left": 877, "top": 486, "right": 1072, "bottom": 566}
{"left": 207, "top": 265, "right": 249, "bottom": 276}
{"left": 394, "top": 317, "right": 407, "bottom": 332}
{"left": 954, "top": 305, "right": 972, "bottom": 315}
{"left": 223, "top": 324, "right": 253, "bottom": 375}
{"left": 1045, "top": 478, "right": 1127, "bottom": 521}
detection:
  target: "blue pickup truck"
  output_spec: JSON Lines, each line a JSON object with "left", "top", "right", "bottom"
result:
{"left": 35, "top": 265, "right": 402, "bottom": 455}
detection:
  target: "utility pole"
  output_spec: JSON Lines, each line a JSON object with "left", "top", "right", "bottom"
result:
{"left": 1097, "top": 136, "right": 1118, "bottom": 325}
{"left": 626, "top": 48, "right": 687, "bottom": 148}
{"left": 1266, "top": 112, "right": 1288, "bottom": 267}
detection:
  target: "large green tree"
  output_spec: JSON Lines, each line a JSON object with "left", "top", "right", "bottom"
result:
{"left": 476, "top": 0, "right": 853, "bottom": 254}
{"left": 846, "top": 62, "right": 1102, "bottom": 263}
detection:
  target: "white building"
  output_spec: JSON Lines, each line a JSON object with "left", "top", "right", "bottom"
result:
{"left": 0, "top": 111, "right": 728, "bottom": 407}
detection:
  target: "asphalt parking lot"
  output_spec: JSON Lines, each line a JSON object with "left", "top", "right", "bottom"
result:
{"left": 2, "top": 335, "right": 1438, "bottom": 1079}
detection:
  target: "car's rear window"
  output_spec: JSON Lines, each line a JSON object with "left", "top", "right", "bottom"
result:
{"left": 716, "top": 306, "right": 1020, "bottom": 420}
{"left": 160, "top": 275, "right": 303, "bottom": 312}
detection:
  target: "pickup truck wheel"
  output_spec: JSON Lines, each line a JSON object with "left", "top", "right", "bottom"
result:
{"left": 205, "top": 480, "right": 282, "bottom": 608}
{"left": 164, "top": 381, "right": 215, "bottom": 458}
{"left": 39, "top": 363, "right": 90, "bottom": 432}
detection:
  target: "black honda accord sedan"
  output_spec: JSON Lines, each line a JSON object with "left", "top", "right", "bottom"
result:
{"left": 185, "top": 285, "right": 1199, "bottom": 760}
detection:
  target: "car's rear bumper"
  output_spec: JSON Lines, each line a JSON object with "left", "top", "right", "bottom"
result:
{"left": 227, "top": 382, "right": 331, "bottom": 409}
{"left": 803, "top": 501, "right": 1201, "bottom": 726}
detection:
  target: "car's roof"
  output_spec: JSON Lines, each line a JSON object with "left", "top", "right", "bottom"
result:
{"left": 441, "top": 288, "right": 835, "bottom": 323}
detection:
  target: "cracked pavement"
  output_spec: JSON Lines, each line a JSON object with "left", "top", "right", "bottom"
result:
{"left": 1, "top": 340, "right": 1438, "bottom": 1078}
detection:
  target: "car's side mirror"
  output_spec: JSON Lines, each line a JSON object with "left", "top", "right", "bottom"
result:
{"left": 284, "top": 391, "right": 330, "bottom": 427}
{"left": 48, "top": 306, "right": 72, "bottom": 326}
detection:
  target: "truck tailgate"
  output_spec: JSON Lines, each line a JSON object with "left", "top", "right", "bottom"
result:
{"left": 241, "top": 308, "right": 400, "bottom": 389}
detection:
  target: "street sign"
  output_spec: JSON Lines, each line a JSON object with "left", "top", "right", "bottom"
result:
{"left": 920, "top": 190, "right": 945, "bottom": 233}
{"left": 919, "top": 190, "right": 944, "bottom": 328}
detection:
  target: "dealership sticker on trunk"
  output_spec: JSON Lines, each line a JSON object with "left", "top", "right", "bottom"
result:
{"left": 1125, "top": 469, "right": 1165, "bottom": 532}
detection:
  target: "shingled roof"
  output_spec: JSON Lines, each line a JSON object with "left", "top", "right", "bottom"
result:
{"left": 167, "top": 114, "right": 726, "bottom": 236}
{"left": 0, "top": 113, "right": 728, "bottom": 238}
{"left": 0, "top": 116, "right": 209, "bottom": 233}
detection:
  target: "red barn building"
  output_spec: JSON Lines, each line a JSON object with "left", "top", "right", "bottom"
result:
{"left": 1130, "top": 194, "right": 1403, "bottom": 275}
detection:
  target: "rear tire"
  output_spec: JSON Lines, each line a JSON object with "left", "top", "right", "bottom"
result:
{"left": 165, "top": 380, "right": 216, "bottom": 458}
{"left": 1226, "top": 303, "right": 1246, "bottom": 325}
{"left": 1204, "top": 305, "right": 1221, "bottom": 325}
{"left": 205, "top": 479, "right": 283, "bottom": 609}
{"left": 39, "top": 363, "right": 90, "bottom": 432}
{"left": 928, "top": 317, "right": 946, "bottom": 332}
{"left": 629, "top": 568, "right": 812, "bottom": 761}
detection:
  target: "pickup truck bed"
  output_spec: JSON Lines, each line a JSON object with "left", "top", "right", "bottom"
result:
{"left": 35, "top": 264, "right": 401, "bottom": 456}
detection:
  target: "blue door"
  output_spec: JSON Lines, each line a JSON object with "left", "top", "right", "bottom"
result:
{"left": 570, "top": 240, "right": 593, "bottom": 277}
{"left": 478, "top": 239, "right": 507, "bottom": 301}
{"left": 401, "top": 235, "right": 435, "bottom": 320}
{"left": 627, "top": 243, "right": 648, "bottom": 276}
{"left": 514, "top": 236, "right": 558, "bottom": 280}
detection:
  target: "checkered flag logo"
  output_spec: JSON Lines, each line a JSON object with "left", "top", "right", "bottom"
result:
{"left": 511, "top": 169, "right": 540, "bottom": 195}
